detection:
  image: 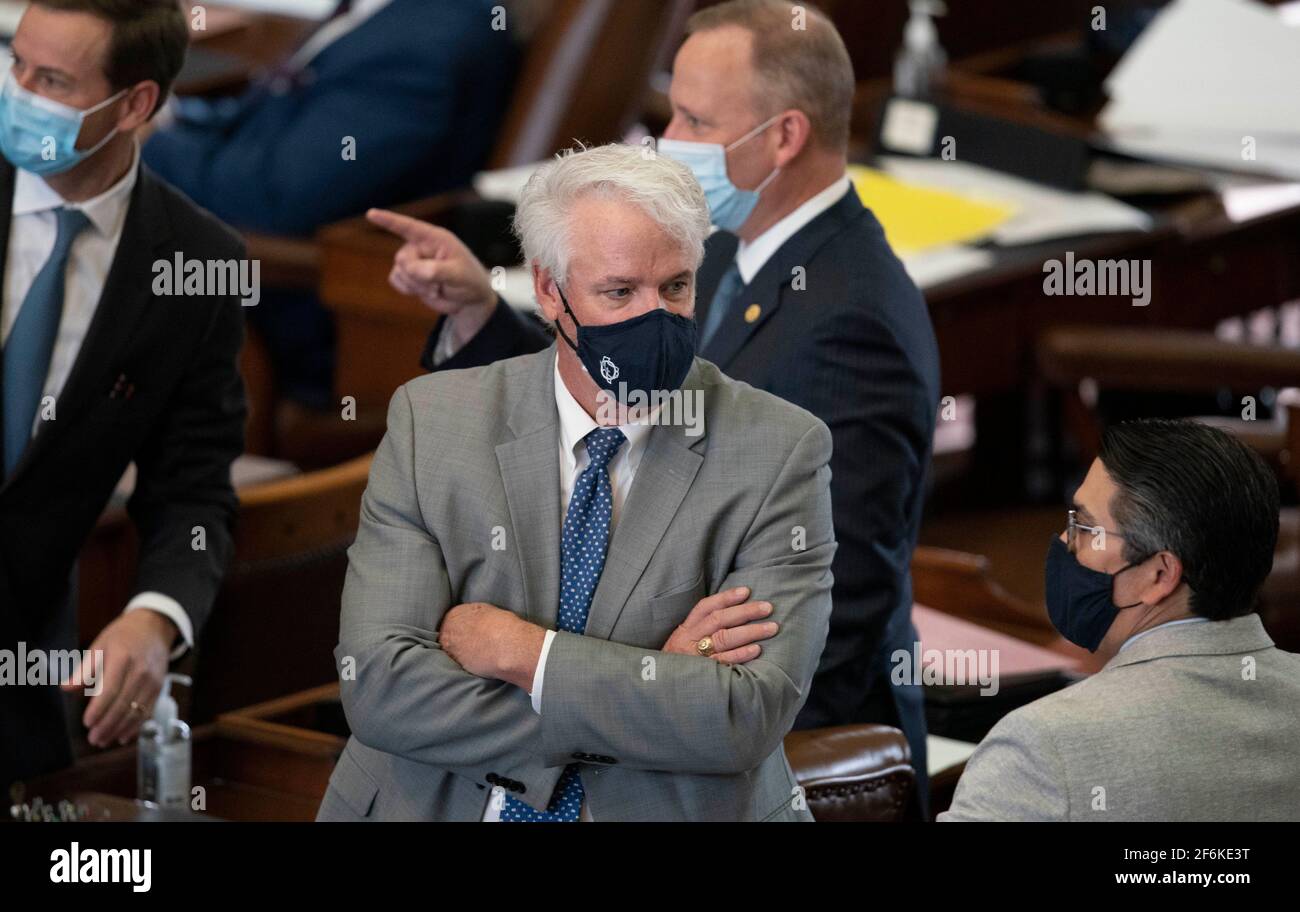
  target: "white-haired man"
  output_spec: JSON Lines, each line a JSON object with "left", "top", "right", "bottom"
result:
{"left": 369, "top": 0, "right": 941, "bottom": 811}
{"left": 317, "top": 144, "right": 836, "bottom": 821}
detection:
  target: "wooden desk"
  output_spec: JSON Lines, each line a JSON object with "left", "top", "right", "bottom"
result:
{"left": 851, "top": 49, "right": 1300, "bottom": 500}
{"left": 19, "top": 720, "right": 340, "bottom": 822}
{"left": 850, "top": 63, "right": 1300, "bottom": 398}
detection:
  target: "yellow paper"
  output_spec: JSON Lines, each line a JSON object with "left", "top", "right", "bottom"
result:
{"left": 849, "top": 164, "right": 1016, "bottom": 255}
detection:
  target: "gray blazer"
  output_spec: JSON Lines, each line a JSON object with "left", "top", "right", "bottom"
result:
{"left": 317, "top": 347, "right": 835, "bottom": 821}
{"left": 940, "top": 613, "right": 1300, "bottom": 821}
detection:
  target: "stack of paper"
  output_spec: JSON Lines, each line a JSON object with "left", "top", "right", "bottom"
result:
{"left": 848, "top": 164, "right": 1016, "bottom": 255}
{"left": 876, "top": 156, "right": 1153, "bottom": 245}
{"left": 1100, "top": 0, "right": 1300, "bottom": 179}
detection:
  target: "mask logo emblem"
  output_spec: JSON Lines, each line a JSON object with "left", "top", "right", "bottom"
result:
{"left": 600, "top": 356, "right": 619, "bottom": 383}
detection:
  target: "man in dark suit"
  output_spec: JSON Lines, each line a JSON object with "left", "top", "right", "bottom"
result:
{"left": 0, "top": 0, "right": 245, "bottom": 789}
{"left": 369, "top": 0, "right": 941, "bottom": 808}
{"left": 142, "top": 0, "right": 519, "bottom": 408}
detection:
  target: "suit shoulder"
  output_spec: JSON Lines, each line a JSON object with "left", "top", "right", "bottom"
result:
{"left": 696, "top": 359, "right": 829, "bottom": 452}
{"left": 993, "top": 660, "right": 1157, "bottom": 744}
{"left": 143, "top": 167, "right": 244, "bottom": 258}
{"left": 401, "top": 349, "right": 539, "bottom": 417}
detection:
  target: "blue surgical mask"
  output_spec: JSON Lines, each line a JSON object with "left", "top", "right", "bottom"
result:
{"left": 553, "top": 284, "right": 697, "bottom": 404}
{"left": 0, "top": 73, "right": 125, "bottom": 176}
{"left": 1044, "top": 537, "right": 1145, "bottom": 652}
{"left": 658, "top": 115, "right": 782, "bottom": 232}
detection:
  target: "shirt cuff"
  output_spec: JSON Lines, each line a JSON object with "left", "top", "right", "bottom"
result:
{"left": 432, "top": 318, "right": 459, "bottom": 366}
{"left": 124, "top": 592, "right": 193, "bottom": 660}
{"left": 530, "top": 629, "right": 556, "bottom": 714}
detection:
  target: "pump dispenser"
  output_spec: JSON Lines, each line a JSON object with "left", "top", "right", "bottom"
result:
{"left": 137, "top": 673, "right": 192, "bottom": 809}
{"left": 894, "top": 0, "right": 948, "bottom": 99}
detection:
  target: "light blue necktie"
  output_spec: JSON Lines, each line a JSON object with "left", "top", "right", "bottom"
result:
{"left": 3, "top": 206, "right": 90, "bottom": 477}
{"left": 500, "top": 426, "right": 626, "bottom": 822}
{"left": 698, "top": 260, "right": 743, "bottom": 351}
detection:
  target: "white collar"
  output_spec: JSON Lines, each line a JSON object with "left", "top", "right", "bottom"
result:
{"left": 13, "top": 141, "right": 140, "bottom": 238}
{"left": 553, "top": 354, "right": 652, "bottom": 464}
{"left": 734, "top": 173, "right": 852, "bottom": 284}
{"left": 1118, "top": 616, "right": 1211, "bottom": 653}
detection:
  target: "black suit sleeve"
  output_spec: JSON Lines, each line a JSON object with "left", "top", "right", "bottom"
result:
{"left": 419, "top": 296, "right": 551, "bottom": 373}
{"left": 795, "top": 302, "right": 936, "bottom": 727}
{"left": 125, "top": 249, "right": 247, "bottom": 641}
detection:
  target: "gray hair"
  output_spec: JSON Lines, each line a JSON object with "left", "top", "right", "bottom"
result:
{"left": 512, "top": 142, "right": 711, "bottom": 287}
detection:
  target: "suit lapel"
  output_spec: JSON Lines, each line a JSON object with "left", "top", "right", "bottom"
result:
{"left": 1, "top": 166, "right": 170, "bottom": 493}
{"left": 700, "top": 187, "right": 865, "bottom": 370}
{"left": 496, "top": 347, "right": 563, "bottom": 628}
{"left": 584, "top": 362, "right": 707, "bottom": 641}
{"left": 693, "top": 229, "right": 739, "bottom": 341}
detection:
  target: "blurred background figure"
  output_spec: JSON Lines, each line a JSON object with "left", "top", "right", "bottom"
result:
{"left": 143, "top": 0, "right": 521, "bottom": 408}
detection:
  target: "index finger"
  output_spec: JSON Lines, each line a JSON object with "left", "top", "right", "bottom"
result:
{"left": 367, "top": 208, "right": 435, "bottom": 243}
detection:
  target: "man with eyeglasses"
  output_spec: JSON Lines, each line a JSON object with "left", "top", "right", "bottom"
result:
{"left": 940, "top": 418, "right": 1300, "bottom": 821}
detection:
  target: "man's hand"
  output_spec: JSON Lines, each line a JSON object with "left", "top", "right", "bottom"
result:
{"left": 439, "top": 602, "right": 546, "bottom": 691}
{"left": 61, "top": 610, "right": 176, "bottom": 748}
{"left": 662, "top": 586, "right": 778, "bottom": 664}
{"left": 367, "top": 208, "right": 498, "bottom": 350}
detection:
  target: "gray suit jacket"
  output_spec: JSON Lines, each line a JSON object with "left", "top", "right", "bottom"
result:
{"left": 940, "top": 613, "right": 1300, "bottom": 821}
{"left": 317, "top": 347, "right": 835, "bottom": 821}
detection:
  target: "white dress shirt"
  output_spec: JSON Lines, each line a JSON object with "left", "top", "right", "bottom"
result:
{"left": 1, "top": 145, "right": 193, "bottom": 658}
{"left": 481, "top": 355, "right": 653, "bottom": 821}
{"left": 734, "top": 173, "right": 853, "bottom": 283}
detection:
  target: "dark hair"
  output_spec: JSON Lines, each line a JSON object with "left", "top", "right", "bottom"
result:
{"left": 31, "top": 0, "right": 188, "bottom": 118}
{"left": 1098, "top": 418, "right": 1280, "bottom": 620}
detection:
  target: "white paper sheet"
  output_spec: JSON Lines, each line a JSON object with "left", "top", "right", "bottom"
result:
{"left": 928, "top": 735, "right": 979, "bottom": 776}
{"left": 1101, "top": 0, "right": 1300, "bottom": 178}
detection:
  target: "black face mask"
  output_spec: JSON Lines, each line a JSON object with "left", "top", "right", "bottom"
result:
{"left": 553, "top": 285, "right": 697, "bottom": 404}
{"left": 1044, "top": 537, "right": 1145, "bottom": 652}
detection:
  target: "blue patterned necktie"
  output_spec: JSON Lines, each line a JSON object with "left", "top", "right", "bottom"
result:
{"left": 698, "top": 260, "right": 743, "bottom": 351}
{"left": 3, "top": 206, "right": 90, "bottom": 477}
{"left": 500, "top": 426, "right": 626, "bottom": 822}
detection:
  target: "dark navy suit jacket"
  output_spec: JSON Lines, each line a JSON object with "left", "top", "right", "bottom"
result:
{"left": 143, "top": 0, "right": 518, "bottom": 236}
{"left": 0, "top": 163, "right": 246, "bottom": 788}
{"left": 422, "top": 188, "right": 941, "bottom": 801}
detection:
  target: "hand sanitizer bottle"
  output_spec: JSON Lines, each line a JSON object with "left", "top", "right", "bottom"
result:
{"left": 894, "top": 0, "right": 948, "bottom": 100}
{"left": 137, "top": 673, "right": 192, "bottom": 809}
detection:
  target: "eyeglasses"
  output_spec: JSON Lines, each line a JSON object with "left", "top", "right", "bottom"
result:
{"left": 1066, "top": 509, "right": 1124, "bottom": 553}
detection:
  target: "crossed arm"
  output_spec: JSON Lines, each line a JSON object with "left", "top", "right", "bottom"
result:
{"left": 338, "top": 387, "right": 835, "bottom": 791}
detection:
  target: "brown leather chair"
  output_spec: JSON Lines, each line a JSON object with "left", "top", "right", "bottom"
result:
{"left": 1037, "top": 325, "right": 1300, "bottom": 652}
{"left": 783, "top": 724, "right": 918, "bottom": 822}
{"left": 187, "top": 453, "right": 373, "bottom": 723}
